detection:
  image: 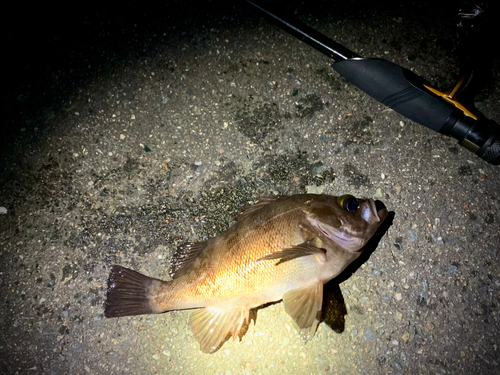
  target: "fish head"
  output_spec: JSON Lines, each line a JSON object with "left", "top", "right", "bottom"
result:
{"left": 306, "top": 194, "right": 388, "bottom": 252}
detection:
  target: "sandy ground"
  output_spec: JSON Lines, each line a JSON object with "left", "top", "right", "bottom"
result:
{"left": 1, "top": 0, "right": 499, "bottom": 374}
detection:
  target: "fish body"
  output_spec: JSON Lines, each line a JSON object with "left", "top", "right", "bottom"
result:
{"left": 105, "top": 194, "right": 388, "bottom": 352}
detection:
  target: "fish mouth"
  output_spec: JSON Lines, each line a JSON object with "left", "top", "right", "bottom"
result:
{"left": 368, "top": 199, "right": 388, "bottom": 222}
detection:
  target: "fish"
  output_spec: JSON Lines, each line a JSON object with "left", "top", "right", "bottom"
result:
{"left": 105, "top": 193, "right": 388, "bottom": 353}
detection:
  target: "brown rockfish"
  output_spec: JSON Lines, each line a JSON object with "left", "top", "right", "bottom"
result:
{"left": 105, "top": 194, "right": 388, "bottom": 353}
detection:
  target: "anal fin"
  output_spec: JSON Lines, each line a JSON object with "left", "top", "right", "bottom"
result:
{"left": 283, "top": 281, "right": 323, "bottom": 342}
{"left": 189, "top": 307, "right": 250, "bottom": 353}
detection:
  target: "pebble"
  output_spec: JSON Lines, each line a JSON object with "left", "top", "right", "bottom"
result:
{"left": 395, "top": 293, "right": 402, "bottom": 301}
{"left": 448, "top": 265, "right": 458, "bottom": 273}
{"left": 395, "top": 362, "right": 402, "bottom": 370}
{"left": 432, "top": 232, "right": 444, "bottom": 245}
{"left": 408, "top": 230, "right": 418, "bottom": 242}
{"left": 152, "top": 354, "right": 160, "bottom": 360}
{"left": 0, "top": 207, "right": 7, "bottom": 214}
{"left": 306, "top": 185, "right": 324, "bottom": 194}
{"left": 402, "top": 331, "right": 410, "bottom": 342}
{"left": 364, "top": 328, "right": 376, "bottom": 342}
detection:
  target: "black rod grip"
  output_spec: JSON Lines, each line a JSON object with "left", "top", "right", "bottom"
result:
{"left": 332, "top": 58, "right": 500, "bottom": 164}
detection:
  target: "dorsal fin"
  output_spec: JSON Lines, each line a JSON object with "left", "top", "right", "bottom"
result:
{"left": 169, "top": 241, "right": 208, "bottom": 279}
{"left": 236, "top": 196, "right": 280, "bottom": 222}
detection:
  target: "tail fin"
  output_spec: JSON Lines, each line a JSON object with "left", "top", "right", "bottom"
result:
{"left": 104, "top": 265, "right": 164, "bottom": 318}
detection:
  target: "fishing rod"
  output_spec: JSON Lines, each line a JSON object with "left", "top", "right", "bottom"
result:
{"left": 244, "top": 0, "right": 500, "bottom": 165}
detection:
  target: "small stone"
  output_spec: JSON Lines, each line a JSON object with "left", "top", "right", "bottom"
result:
{"left": 448, "top": 265, "right": 458, "bottom": 273}
{"left": 374, "top": 188, "right": 383, "bottom": 199}
{"left": 394, "top": 185, "right": 402, "bottom": 194}
{"left": 408, "top": 230, "right": 418, "bottom": 242}
{"left": 395, "top": 362, "right": 402, "bottom": 370}
{"left": 432, "top": 232, "right": 444, "bottom": 245}
{"left": 364, "top": 328, "right": 376, "bottom": 342}
{"left": 394, "top": 237, "right": 403, "bottom": 250}
{"left": 120, "top": 134, "right": 126, "bottom": 140}
{"left": 395, "top": 293, "right": 402, "bottom": 301}
{"left": 0, "top": 207, "right": 7, "bottom": 214}
{"left": 427, "top": 322, "right": 435, "bottom": 330}
{"left": 402, "top": 331, "right": 410, "bottom": 342}
{"left": 306, "top": 185, "right": 325, "bottom": 194}
{"left": 152, "top": 354, "right": 160, "bottom": 360}
{"left": 392, "top": 340, "right": 399, "bottom": 345}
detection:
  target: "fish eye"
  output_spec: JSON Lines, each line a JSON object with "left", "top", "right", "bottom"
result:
{"left": 337, "top": 195, "right": 359, "bottom": 212}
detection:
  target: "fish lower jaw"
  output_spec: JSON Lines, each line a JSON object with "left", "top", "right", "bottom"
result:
{"left": 331, "top": 233, "right": 364, "bottom": 252}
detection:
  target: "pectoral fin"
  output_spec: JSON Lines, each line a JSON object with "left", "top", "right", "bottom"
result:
{"left": 189, "top": 307, "right": 250, "bottom": 353}
{"left": 283, "top": 281, "right": 323, "bottom": 342}
{"left": 257, "top": 242, "right": 327, "bottom": 265}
